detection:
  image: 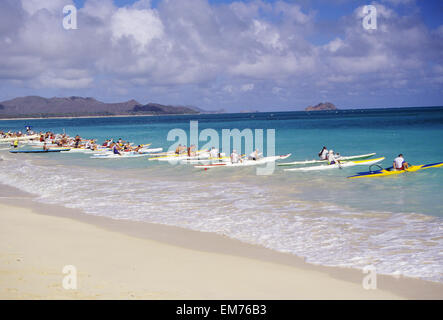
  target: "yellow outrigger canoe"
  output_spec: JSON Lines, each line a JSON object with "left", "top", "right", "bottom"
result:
{"left": 347, "top": 162, "right": 443, "bottom": 179}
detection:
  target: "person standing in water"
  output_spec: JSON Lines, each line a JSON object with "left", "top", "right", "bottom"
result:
{"left": 393, "top": 154, "right": 409, "bottom": 170}
{"left": 319, "top": 146, "right": 328, "bottom": 160}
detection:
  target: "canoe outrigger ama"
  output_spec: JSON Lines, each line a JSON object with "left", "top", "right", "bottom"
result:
{"left": 284, "top": 157, "right": 385, "bottom": 172}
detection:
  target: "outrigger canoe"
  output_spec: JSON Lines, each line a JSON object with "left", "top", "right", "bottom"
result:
{"left": 284, "top": 157, "right": 385, "bottom": 172}
{"left": 91, "top": 153, "right": 152, "bottom": 159}
{"left": 181, "top": 156, "right": 230, "bottom": 164}
{"left": 347, "top": 161, "right": 443, "bottom": 179}
{"left": 195, "top": 154, "right": 291, "bottom": 169}
{"left": 278, "top": 153, "right": 376, "bottom": 166}
{"left": 149, "top": 150, "right": 210, "bottom": 162}
{"left": 0, "top": 134, "right": 39, "bottom": 143}
{"left": 9, "top": 149, "right": 70, "bottom": 153}
{"left": 90, "top": 148, "right": 163, "bottom": 159}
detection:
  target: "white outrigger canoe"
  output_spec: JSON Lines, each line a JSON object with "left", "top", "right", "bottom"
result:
{"left": 284, "top": 157, "right": 385, "bottom": 172}
{"left": 278, "top": 153, "right": 376, "bottom": 166}
{"left": 0, "top": 134, "right": 39, "bottom": 143}
{"left": 194, "top": 154, "right": 291, "bottom": 169}
{"left": 181, "top": 156, "right": 230, "bottom": 164}
{"left": 66, "top": 148, "right": 102, "bottom": 153}
{"left": 90, "top": 148, "right": 163, "bottom": 159}
{"left": 91, "top": 152, "right": 151, "bottom": 159}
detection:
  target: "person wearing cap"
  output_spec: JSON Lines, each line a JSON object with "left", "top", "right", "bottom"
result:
{"left": 327, "top": 149, "right": 339, "bottom": 165}
{"left": 393, "top": 154, "right": 409, "bottom": 170}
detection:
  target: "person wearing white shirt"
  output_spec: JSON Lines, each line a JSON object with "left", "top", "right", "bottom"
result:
{"left": 231, "top": 150, "right": 240, "bottom": 164}
{"left": 327, "top": 150, "right": 338, "bottom": 165}
{"left": 209, "top": 147, "right": 219, "bottom": 159}
{"left": 249, "top": 149, "right": 260, "bottom": 160}
{"left": 393, "top": 154, "right": 409, "bottom": 170}
{"left": 319, "top": 146, "right": 328, "bottom": 160}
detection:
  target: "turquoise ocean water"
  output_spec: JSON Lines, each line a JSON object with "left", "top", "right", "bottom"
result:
{"left": 1, "top": 107, "right": 442, "bottom": 282}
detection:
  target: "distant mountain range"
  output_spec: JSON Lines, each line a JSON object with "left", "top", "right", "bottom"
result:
{"left": 0, "top": 96, "right": 224, "bottom": 119}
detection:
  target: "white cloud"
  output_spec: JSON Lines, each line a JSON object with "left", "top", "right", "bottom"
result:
{"left": 250, "top": 20, "right": 284, "bottom": 51}
{"left": 37, "top": 72, "right": 93, "bottom": 89}
{"left": 21, "top": 0, "right": 71, "bottom": 15}
{"left": 324, "top": 38, "right": 345, "bottom": 53}
{"left": 111, "top": 7, "right": 164, "bottom": 52}
{"left": 0, "top": 0, "right": 441, "bottom": 109}
{"left": 241, "top": 83, "right": 254, "bottom": 92}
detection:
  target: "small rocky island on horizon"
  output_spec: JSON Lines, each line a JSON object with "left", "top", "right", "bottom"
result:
{"left": 305, "top": 102, "right": 338, "bottom": 111}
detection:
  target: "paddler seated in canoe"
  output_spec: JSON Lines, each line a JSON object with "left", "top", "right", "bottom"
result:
{"left": 112, "top": 144, "right": 122, "bottom": 156}
{"left": 84, "top": 140, "right": 93, "bottom": 150}
{"left": 187, "top": 145, "right": 196, "bottom": 157}
{"left": 209, "top": 147, "right": 219, "bottom": 159}
{"left": 123, "top": 143, "right": 131, "bottom": 152}
{"left": 231, "top": 150, "right": 241, "bottom": 163}
{"left": 134, "top": 145, "right": 143, "bottom": 153}
{"left": 393, "top": 154, "right": 409, "bottom": 170}
{"left": 319, "top": 146, "right": 328, "bottom": 160}
{"left": 74, "top": 135, "right": 81, "bottom": 148}
{"left": 249, "top": 149, "right": 260, "bottom": 161}
{"left": 91, "top": 139, "right": 99, "bottom": 150}
{"left": 188, "top": 145, "right": 197, "bottom": 157}
{"left": 12, "top": 139, "right": 19, "bottom": 148}
{"left": 327, "top": 150, "right": 340, "bottom": 165}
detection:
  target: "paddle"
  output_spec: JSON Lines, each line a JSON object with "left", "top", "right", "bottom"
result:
{"left": 337, "top": 160, "right": 343, "bottom": 169}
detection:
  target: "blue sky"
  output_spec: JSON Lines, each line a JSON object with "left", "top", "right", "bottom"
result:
{"left": 0, "top": 0, "right": 442, "bottom": 111}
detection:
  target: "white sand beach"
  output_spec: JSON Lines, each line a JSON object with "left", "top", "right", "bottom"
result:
{"left": 1, "top": 199, "right": 442, "bottom": 300}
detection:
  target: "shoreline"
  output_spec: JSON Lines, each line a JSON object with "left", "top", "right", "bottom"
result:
{"left": 1, "top": 185, "right": 442, "bottom": 299}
